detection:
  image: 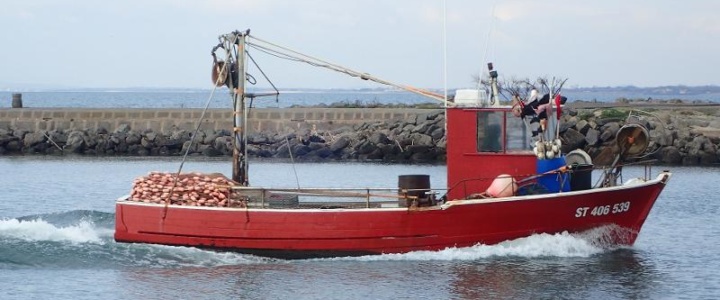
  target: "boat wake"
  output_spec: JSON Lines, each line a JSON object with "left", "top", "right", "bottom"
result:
{"left": 0, "top": 210, "right": 267, "bottom": 269}
{"left": 326, "top": 229, "right": 621, "bottom": 262}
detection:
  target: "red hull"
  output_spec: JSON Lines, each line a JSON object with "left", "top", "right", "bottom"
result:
{"left": 115, "top": 172, "right": 670, "bottom": 258}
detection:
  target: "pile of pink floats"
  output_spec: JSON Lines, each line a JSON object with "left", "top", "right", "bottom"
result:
{"left": 129, "top": 172, "right": 244, "bottom": 207}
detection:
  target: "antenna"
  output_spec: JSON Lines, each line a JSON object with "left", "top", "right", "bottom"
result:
{"left": 480, "top": 1, "right": 499, "bottom": 87}
{"left": 443, "top": 0, "right": 448, "bottom": 110}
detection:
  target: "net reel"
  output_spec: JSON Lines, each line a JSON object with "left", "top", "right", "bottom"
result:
{"left": 601, "top": 122, "right": 652, "bottom": 187}
{"left": 616, "top": 123, "right": 650, "bottom": 158}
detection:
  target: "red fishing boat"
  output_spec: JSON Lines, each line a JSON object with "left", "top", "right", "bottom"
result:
{"left": 114, "top": 30, "right": 671, "bottom": 258}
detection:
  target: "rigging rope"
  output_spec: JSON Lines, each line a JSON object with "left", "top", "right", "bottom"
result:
{"left": 162, "top": 60, "right": 227, "bottom": 219}
{"left": 285, "top": 135, "right": 301, "bottom": 190}
{"left": 246, "top": 50, "right": 280, "bottom": 103}
{"left": 246, "top": 35, "right": 447, "bottom": 103}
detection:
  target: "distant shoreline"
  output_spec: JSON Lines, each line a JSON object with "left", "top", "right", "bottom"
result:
{"left": 3, "top": 84, "right": 720, "bottom": 94}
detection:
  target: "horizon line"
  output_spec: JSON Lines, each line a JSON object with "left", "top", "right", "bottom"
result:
{"left": 3, "top": 84, "right": 720, "bottom": 93}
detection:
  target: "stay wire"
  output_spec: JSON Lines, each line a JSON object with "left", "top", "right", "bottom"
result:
{"left": 285, "top": 135, "right": 301, "bottom": 190}
{"left": 246, "top": 40, "right": 445, "bottom": 102}
{"left": 246, "top": 50, "right": 280, "bottom": 103}
{"left": 163, "top": 58, "right": 227, "bottom": 219}
{"left": 175, "top": 85, "right": 219, "bottom": 176}
{"left": 247, "top": 43, "right": 357, "bottom": 78}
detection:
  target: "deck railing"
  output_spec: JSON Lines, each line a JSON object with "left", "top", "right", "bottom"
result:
{"left": 227, "top": 186, "right": 445, "bottom": 209}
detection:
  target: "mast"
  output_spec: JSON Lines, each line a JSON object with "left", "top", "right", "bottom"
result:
{"left": 228, "top": 30, "right": 249, "bottom": 185}
{"left": 219, "top": 28, "right": 452, "bottom": 185}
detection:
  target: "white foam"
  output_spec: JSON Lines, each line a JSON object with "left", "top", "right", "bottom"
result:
{"left": 128, "top": 243, "right": 270, "bottom": 267}
{"left": 0, "top": 218, "right": 103, "bottom": 244}
{"left": 0, "top": 218, "right": 268, "bottom": 267}
{"left": 329, "top": 231, "right": 604, "bottom": 262}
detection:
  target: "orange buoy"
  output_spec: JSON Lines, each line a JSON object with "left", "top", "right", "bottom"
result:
{"left": 485, "top": 174, "right": 517, "bottom": 198}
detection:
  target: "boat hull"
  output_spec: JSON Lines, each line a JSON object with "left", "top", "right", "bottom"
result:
{"left": 115, "top": 173, "right": 670, "bottom": 259}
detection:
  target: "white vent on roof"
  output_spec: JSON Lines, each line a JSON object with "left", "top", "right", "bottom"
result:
{"left": 453, "top": 89, "right": 488, "bottom": 107}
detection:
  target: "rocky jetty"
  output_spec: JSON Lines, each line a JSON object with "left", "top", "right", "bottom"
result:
{"left": 1, "top": 106, "right": 719, "bottom": 165}
{"left": 0, "top": 110, "right": 447, "bottom": 163}
{"left": 559, "top": 106, "right": 720, "bottom": 165}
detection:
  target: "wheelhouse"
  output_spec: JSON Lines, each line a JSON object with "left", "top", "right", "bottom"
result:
{"left": 446, "top": 106, "right": 536, "bottom": 200}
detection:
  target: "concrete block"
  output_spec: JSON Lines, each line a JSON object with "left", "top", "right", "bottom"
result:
{"left": 198, "top": 120, "right": 213, "bottom": 131}
{"left": 147, "top": 120, "right": 163, "bottom": 132}
{"left": 98, "top": 121, "right": 113, "bottom": 132}
{"left": 292, "top": 112, "right": 305, "bottom": 121}
{"left": 259, "top": 120, "right": 279, "bottom": 132}
{"left": 53, "top": 120, "right": 71, "bottom": 131}
{"left": 212, "top": 111, "right": 231, "bottom": 120}
{"left": 6, "top": 110, "right": 23, "bottom": 118}
{"left": 175, "top": 122, "right": 196, "bottom": 131}
{"left": 39, "top": 111, "right": 52, "bottom": 119}
{"left": 62, "top": 111, "right": 76, "bottom": 119}
{"left": 82, "top": 120, "right": 93, "bottom": 130}
{"left": 252, "top": 111, "right": 266, "bottom": 119}
{"left": 304, "top": 111, "right": 318, "bottom": 120}
{"left": 215, "top": 121, "right": 233, "bottom": 131}
{"left": 12, "top": 120, "right": 38, "bottom": 131}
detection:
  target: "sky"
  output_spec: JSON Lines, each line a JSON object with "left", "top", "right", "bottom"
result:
{"left": 1, "top": 0, "right": 719, "bottom": 90}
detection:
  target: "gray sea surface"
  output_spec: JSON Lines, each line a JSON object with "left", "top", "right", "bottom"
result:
{"left": 0, "top": 156, "right": 718, "bottom": 299}
{"left": 1, "top": 89, "right": 719, "bottom": 109}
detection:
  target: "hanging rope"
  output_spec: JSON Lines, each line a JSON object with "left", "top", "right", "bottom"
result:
{"left": 162, "top": 46, "right": 231, "bottom": 219}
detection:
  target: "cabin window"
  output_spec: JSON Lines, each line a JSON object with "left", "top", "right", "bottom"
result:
{"left": 505, "top": 114, "right": 530, "bottom": 151}
{"left": 477, "top": 111, "right": 531, "bottom": 153}
{"left": 477, "top": 111, "right": 503, "bottom": 152}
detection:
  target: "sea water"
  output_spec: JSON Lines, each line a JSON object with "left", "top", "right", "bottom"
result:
{"left": 0, "top": 156, "right": 719, "bottom": 299}
{"left": 2, "top": 89, "right": 719, "bottom": 109}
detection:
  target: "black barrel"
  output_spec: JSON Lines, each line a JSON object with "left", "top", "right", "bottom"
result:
{"left": 398, "top": 174, "right": 430, "bottom": 207}
{"left": 11, "top": 93, "right": 22, "bottom": 108}
{"left": 570, "top": 164, "right": 593, "bottom": 191}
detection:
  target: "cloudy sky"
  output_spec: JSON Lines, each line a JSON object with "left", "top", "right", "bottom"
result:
{"left": 1, "top": 0, "right": 718, "bottom": 90}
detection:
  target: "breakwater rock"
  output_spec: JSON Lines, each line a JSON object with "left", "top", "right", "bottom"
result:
{"left": 1, "top": 106, "right": 719, "bottom": 166}
{"left": 0, "top": 111, "right": 447, "bottom": 163}
{"left": 559, "top": 106, "right": 720, "bottom": 165}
